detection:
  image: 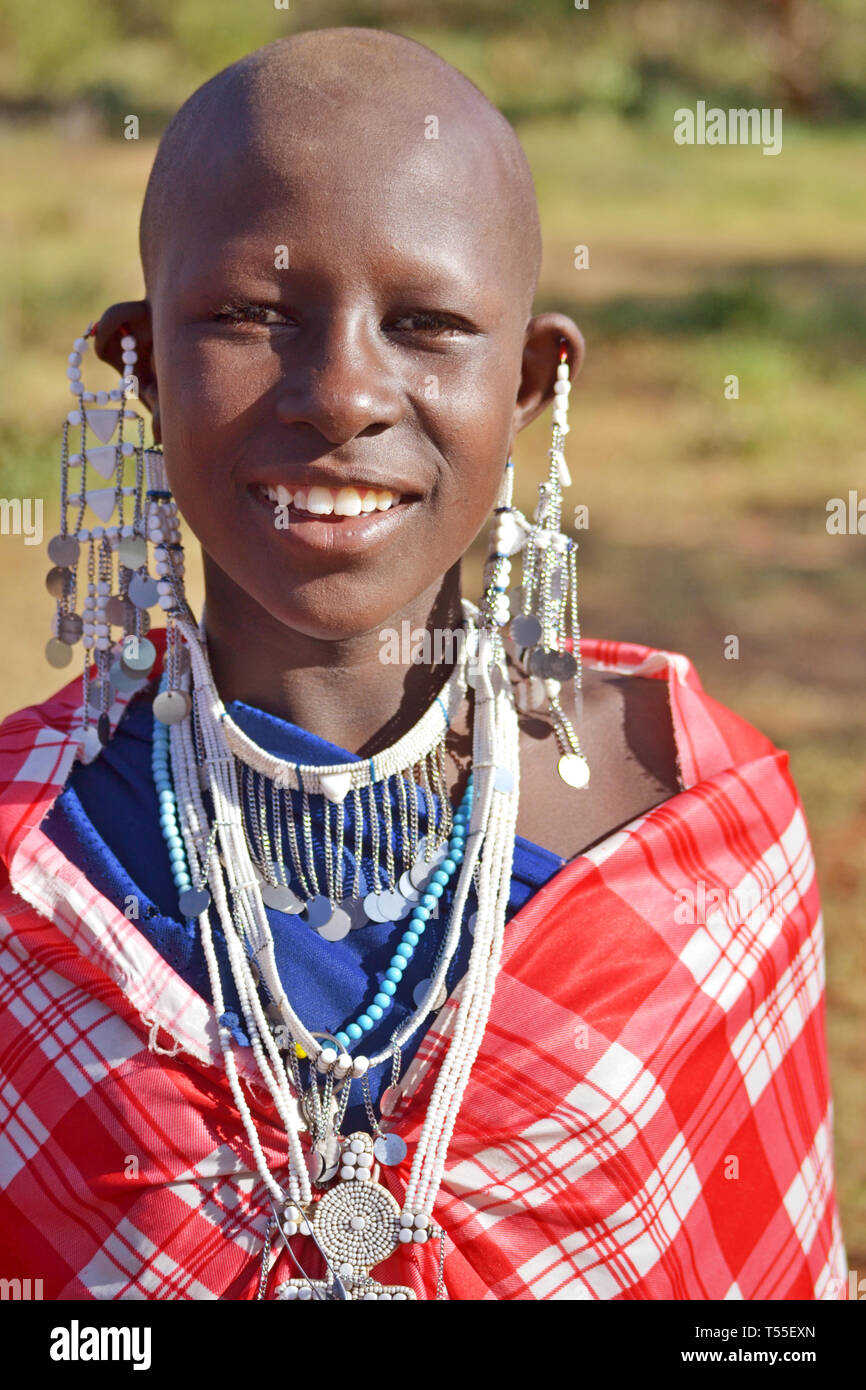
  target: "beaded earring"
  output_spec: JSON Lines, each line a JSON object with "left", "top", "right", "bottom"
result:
{"left": 45, "top": 324, "right": 189, "bottom": 752}
{"left": 479, "top": 340, "right": 590, "bottom": 789}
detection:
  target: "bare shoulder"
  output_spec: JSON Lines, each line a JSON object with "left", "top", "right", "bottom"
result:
{"left": 515, "top": 664, "right": 682, "bottom": 860}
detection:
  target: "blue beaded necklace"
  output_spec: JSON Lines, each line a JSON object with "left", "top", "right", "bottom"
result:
{"left": 151, "top": 685, "right": 473, "bottom": 1048}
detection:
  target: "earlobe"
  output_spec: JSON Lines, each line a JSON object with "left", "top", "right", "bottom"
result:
{"left": 513, "top": 312, "right": 585, "bottom": 435}
{"left": 93, "top": 299, "right": 160, "bottom": 440}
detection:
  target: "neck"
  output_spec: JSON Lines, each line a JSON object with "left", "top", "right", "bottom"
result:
{"left": 200, "top": 555, "right": 466, "bottom": 758}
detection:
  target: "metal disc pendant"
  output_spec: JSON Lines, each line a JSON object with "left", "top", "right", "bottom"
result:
{"left": 317, "top": 1162, "right": 340, "bottom": 1187}
{"left": 45, "top": 637, "right": 72, "bottom": 668}
{"left": 305, "top": 1149, "right": 325, "bottom": 1182}
{"left": 47, "top": 534, "right": 80, "bottom": 567}
{"left": 409, "top": 839, "right": 448, "bottom": 889}
{"left": 528, "top": 647, "right": 549, "bottom": 676}
{"left": 97, "top": 713, "right": 111, "bottom": 746}
{"left": 413, "top": 977, "right": 448, "bottom": 1010}
{"left": 363, "top": 891, "right": 388, "bottom": 923}
{"left": 317, "top": 905, "right": 353, "bottom": 942}
{"left": 153, "top": 690, "right": 191, "bottom": 724}
{"left": 57, "top": 612, "right": 83, "bottom": 645}
{"left": 110, "top": 660, "right": 144, "bottom": 693}
{"left": 373, "top": 1133, "right": 408, "bottom": 1166}
{"left": 342, "top": 897, "right": 370, "bottom": 931}
{"left": 260, "top": 880, "right": 304, "bottom": 913}
{"left": 380, "top": 1085, "right": 401, "bottom": 1118}
{"left": 129, "top": 573, "right": 159, "bottom": 609}
{"left": 304, "top": 894, "right": 333, "bottom": 930}
{"left": 467, "top": 911, "right": 478, "bottom": 938}
{"left": 120, "top": 635, "right": 157, "bottom": 675}
{"left": 510, "top": 613, "right": 542, "bottom": 648}
{"left": 398, "top": 871, "right": 421, "bottom": 904}
{"left": 544, "top": 650, "right": 577, "bottom": 681}
{"left": 117, "top": 535, "right": 147, "bottom": 570}
{"left": 558, "top": 753, "right": 590, "bottom": 789}
{"left": 376, "top": 890, "right": 405, "bottom": 921}
{"left": 104, "top": 595, "right": 128, "bottom": 627}
{"left": 45, "top": 566, "right": 70, "bottom": 599}
{"left": 179, "top": 887, "right": 211, "bottom": 917}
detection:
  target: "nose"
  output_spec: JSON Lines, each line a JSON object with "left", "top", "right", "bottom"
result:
{"left": 274, "top": 315, "right": 404, "bottom": 445}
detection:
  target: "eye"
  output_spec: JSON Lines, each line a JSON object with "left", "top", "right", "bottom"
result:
{"left": 211, "top": 303, "right": 292, "bottom": 326}
{"left": 386, "top": 310, "right": 473, "bottom": 336}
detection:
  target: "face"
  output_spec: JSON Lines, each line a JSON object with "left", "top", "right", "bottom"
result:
{"left": 109, "top": 102, "right": 580, "bottom": 643}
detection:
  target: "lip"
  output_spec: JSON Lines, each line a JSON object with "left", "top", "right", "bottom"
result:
{"left": 247, "top": 483, "right": 419, "bottom": 555}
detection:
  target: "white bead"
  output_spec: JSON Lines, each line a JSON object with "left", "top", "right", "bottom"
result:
{"left": 398, "top": 1228, "right": 413, "bottom": 1244}
{"left": 66, "top": 366, "right": 81, "bottom": 380}
{"left": 351, "top": 1055, "right": 369, "bottom": 1078}
{"left": 362, "top": 1292, "right": 378, "bottom": 1301}
{"left": 399, "top": 1213, "right": 414, "bottom": 1228}
{"left": 350, "top": 1139, "right": 365, "bottom": 1154}
{"left": 82, "top": 392, "right": 95, "bottom": 402}
{"left": 68, "top": 352, "right": 81, "bottom": 366}
{"left": 73, "top": 337, "right": 88, "bottom": 353}
{"left": 285, "top": 1205, "right": 301, "bottom": 1223}
{"left": 338, "top": 1263, "right": 353, "bottom": 1277}
{"left": 121, "top": 350, "right": 137, "bottom": 365}
{"left": 96, "top": 391, "right": 109, "bottom": 405}
{"left": 414, "top": 1213, "right": 430, "bottom": 1229}
{"left": 534, "top": 530, "right": 551, "bottom": 549}
{"left": 339, "top": 1166, "right": 355, "bottom": 1181}
{"left": 298, "top": 1286, "right": 312, "bottom": 1300}
{"left": 121, "top": 524, "right": 134, "bottom": 538}
{"left": 120, "top": 440, "right": 134, "bottom": 455}
{"left": 109, "top": 388, "right": 124, "bottom": 401}
{"left": 120, "top": 335, "right": 136, "bottom": 350}
{"left": 316, "top": 1046, "right": 337, "bottom": 1072}
{"left": 96, "top": 637, "right": 110, "bottom": 651}
{"left": 556, "top": 361, "right": 570, "bottom": 379}
{"left": 543, "top": 678, "right": 562, "bottom": 698}
{"left": 283, "top": 1285, "right": 298, "bottom": 1300}
{"left": 156, "top": 581, "right": 173, "bottom": 594}
{"left": 412, "top": 1230, "right": 428, "bottom": 1244}
{"left": 70, "top": 381, "right": 84, "bottom": 395}
{"left": 354, "top": 1167, "right": 371, "bottom": 1182}
{"left": 378, "top": 1292, "right": 392, "bottom": 1301}
{"left": 356, "top": 1152, "right": 372, "bottom": 1168}
{"left": 342, "top": 1151, "right": 357, "bottom": 1166}
{"left": 282, "top": 1220, "right": 298, "bottom": 1237}
{"left": 68, "top": 411, "right": 82, "bottom": 425}
{"left": 553, "top": 379, "right": 570, "bottom": 394}
{"left": 158, "top": 596, "right": 174, "bottom": 610}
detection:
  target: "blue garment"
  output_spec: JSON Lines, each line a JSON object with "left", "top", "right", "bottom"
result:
{"left": 41, "top": 689, "right": 564, "bottom": 1131}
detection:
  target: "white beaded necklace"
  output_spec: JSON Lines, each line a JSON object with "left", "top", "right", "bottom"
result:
{"left": 165, "top": 600, "right": 520, "bottom": 1299}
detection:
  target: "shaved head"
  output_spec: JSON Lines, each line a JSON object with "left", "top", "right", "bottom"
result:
{"left": 139, "top": 27, "right": 542, "bottom": 313}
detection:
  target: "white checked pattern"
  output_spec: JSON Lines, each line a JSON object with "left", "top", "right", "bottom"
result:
{"left": 679, "top": 807, "right": 814, "bottom": 1011}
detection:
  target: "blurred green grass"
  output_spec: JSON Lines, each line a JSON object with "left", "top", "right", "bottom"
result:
{"left": 0, "top": 3, "right": 864, "bottom": 1271}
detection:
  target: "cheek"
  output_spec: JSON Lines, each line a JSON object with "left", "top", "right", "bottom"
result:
{"left": 157, "top": 338, "right": 281, "bottom": 468}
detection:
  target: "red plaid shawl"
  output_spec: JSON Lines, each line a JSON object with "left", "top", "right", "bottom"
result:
{"left": 0, "top": 633, "right": 847, "bottom": 1299}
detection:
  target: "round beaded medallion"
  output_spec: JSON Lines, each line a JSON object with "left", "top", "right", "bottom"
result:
{"left": 312, "top": 1174, "right": 401, "bottom": 1270}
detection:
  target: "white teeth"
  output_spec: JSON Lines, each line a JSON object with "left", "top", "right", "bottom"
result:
{"left": 307, "top": 485, "right": 335, "bottom": 515}
{"left": 260, "top": 483, "right": 402, "bottom": 514}
{"left": 334, "top": 486, "right": 363, "bottom": 517}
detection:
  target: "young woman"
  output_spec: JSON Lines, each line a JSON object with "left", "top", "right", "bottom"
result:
{"left": 0, "top": 28, "right": 846, "bottom": 1301}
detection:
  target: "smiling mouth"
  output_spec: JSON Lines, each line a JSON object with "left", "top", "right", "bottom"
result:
{"left": 254, "top": 482, "right": 405, "bottom": 518}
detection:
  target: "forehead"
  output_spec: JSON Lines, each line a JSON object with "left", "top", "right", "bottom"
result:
{"left": 155, "top": 95, "right": 528, "bottom": 304}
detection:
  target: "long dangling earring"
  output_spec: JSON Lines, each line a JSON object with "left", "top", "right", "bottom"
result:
{"left": 480, "top": 339, "right": 590, "bottom": 789}
{"left": 45, "top": 324, "right": 189, "bottom": 753}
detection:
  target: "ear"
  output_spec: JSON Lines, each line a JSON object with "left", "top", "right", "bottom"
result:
{"left": 93, "top": 300, "right": 161, "bottom": 444}
{"left": 510, "top": 312, "right": 585, "bottom": 443}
